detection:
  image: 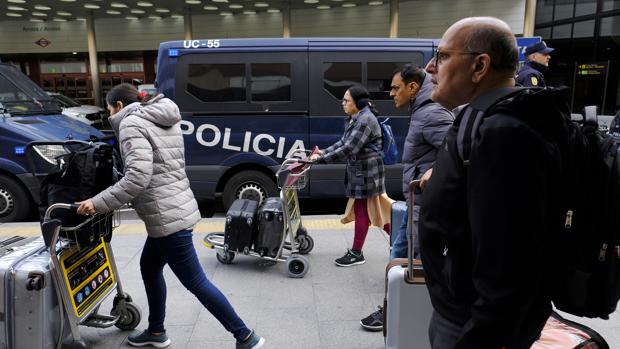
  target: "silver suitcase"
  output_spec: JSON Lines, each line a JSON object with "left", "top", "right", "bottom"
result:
{"left": 0, "top": 236, "right": 66, "bottom": 349}
{"left": 383, "top": 181, "right": 433, "bottom": 349}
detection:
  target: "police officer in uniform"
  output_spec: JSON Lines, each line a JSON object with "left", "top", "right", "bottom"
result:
{"left": 516, "top": 41, "right": 554, "bottom": 87}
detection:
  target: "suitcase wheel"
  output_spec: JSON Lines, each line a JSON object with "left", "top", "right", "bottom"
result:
{"left": 286, "top": 255, "right": 309, "bottom": 278}
{"left": 112, "top": 301, "right": 141, "bottom": 331}
{"left": 216, "top": 250, "right": 236, "bottom": 264}
{"left": 296, "top": 234, "right": 314, "bottom": 255}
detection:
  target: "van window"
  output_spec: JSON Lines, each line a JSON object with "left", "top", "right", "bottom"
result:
{"left": 367, "top": 62, "right": 410, "bottom": 100}
{"left": 323, "top": 62, "right": 361, "bottom": 99}
{"left": 188, "top": 64, "right": 246, "bottom": 102}
{"left": 251, "top": 63, "right": 291, "bottom": 102}
{"left": 0, "top": 74, "right": 29, "bottom": 102}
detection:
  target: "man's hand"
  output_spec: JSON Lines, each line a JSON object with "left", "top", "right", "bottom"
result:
{"left": 76, "top": 199, "right": 96, "bottom": 216}
{"left": 420, "top": 168, "right": 433, "bottom": 189}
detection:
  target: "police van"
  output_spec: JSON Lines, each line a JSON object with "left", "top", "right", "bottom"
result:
{"left": 0, "top": 63, "right": 106, "bottom": 222}
{"left": 156, "top": 38, "right": 437, "bottom": 208}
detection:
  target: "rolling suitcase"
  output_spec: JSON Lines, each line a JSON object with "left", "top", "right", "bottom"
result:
{"left": 383, "top": 180, "right": 433, "bottom": 349}
{"left": 0, "top": 236, "right": 67, "bottom": 349}
{"left": 255, "top": 197, "right": 285, "bottom": 257}
{"left": 224, "top": 198, "right": 259, "bottom": 254}
{"left": 390, "top": 201, "right": 407, "bottom": 246}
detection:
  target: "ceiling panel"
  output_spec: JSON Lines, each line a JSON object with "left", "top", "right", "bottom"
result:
{"left": 2, "top": 0, "right": 394, "bottom": 21}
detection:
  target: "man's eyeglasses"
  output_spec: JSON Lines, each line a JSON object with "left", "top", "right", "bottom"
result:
{"left": 433, "top": 48, "right": 482, "bottom": 66}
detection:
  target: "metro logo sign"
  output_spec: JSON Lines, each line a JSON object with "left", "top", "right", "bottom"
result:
{"left": 35, "top": 38, "right": 51, "bottom": 48}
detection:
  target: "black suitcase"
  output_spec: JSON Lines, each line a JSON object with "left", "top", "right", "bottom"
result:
{"left": 255, "top": 197, "right": 285, "bottom": 257}
{"left": 224, "top": 199, "right": 259, "bottom": 254}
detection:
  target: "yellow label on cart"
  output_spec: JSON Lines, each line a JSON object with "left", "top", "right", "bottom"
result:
{"left": 59, "top": 238, "right": 116, "bottom": 318}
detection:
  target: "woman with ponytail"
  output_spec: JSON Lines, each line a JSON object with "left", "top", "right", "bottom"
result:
{"left": 76, "top": 83, "right": 264, "bottom": 349}
{"left": 310, "top": 85, "right": 392, "bottom": 266}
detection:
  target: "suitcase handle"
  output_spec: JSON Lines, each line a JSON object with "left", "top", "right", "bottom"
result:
{"left": 407, "top": 180, "right": 422, "bottom": 279}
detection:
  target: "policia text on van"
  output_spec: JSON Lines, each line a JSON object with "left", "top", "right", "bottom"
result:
{"left": 156, "top": 38, "right": 437, "bottom": 208}
{"left": 0, "top": 63, "right": 106, "bottom": 222}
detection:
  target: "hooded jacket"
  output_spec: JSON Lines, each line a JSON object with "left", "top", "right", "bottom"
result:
{"left": 401, "top": 74, "right": 454, "bottom": 201}
{"left": 91, "top": 95, "right": 201, "bottom": 238}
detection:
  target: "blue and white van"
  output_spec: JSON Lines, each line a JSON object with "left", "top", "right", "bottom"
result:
{"left": 156, "top": 38, "right": 437, "bottom": 208}
{"left": 0, "top": 63, "right": 106, "bottom": 222}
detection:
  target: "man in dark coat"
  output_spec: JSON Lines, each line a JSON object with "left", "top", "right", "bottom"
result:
{"left": 359, "top": 65, "right": 453, "bottom": 331}
{"left": 516, "top": 41, "right": 554, "bottom": 87}
{"left": 421, "top": 17, "right": 560, "bottom": 349}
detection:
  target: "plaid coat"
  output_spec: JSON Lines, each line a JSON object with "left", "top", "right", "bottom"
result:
{"left": 318, "top": 107, "right": 385, "bottom": 199}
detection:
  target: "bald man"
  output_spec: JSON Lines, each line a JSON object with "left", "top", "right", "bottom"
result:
{"left": 420, "top": 17, "right": 560, "bottom": 349}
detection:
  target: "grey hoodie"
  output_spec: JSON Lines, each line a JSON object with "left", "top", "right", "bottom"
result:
{"left": 91, "top": 95, "right": 201, "bottom": 237}
{"left": 401, "top": 74, "right": 454, "bottom": 201}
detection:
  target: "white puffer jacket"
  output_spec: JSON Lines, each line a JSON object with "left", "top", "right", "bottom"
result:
{"left": 91, "top": 95, "right": 201, "bottom": 238}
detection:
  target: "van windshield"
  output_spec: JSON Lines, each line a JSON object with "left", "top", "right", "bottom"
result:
{"left": 0, "top": 68, "right": 61, "bottom": 115}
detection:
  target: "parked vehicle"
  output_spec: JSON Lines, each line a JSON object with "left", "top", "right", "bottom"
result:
{"left": 47, "top": 92, "right": 109, "bottom": 129}
{"left": 156, "top": 38, "right": 439, "bottom": 209}
{"left": 0, "top": 63, "right": 106, "bottom": 222}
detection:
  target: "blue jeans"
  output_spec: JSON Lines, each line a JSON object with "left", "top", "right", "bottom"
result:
{"left": 390, "top": 204, "right": 420, "bottom": 260}
{"left": 140, "top": 230, "right": 250, "bottom": 341}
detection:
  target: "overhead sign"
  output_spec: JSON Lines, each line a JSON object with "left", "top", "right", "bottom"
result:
{"left": 576, "top": 62, "right": 607, "bottom": 76}
{"left": 516, "top": 37, "right": 542, "bottom": 63}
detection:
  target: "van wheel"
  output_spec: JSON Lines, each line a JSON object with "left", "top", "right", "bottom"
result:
{"left": 0, "top": 176, "right": 31, "bottom": 223}
{"left": 222, "top": 170, "right": 277, "bottom": 209}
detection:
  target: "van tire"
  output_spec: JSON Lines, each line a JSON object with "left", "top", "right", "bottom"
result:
{"left": 222, "top": 170, "right": 277, "bottom": 209}
{"left": 0, "top": 175, "right": 31, "bottom": 223}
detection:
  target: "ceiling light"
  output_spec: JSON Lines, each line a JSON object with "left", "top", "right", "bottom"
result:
{"left": 34, "top": 5, "right": 52, "bottom": 10}
{"left": 229, "top": 4, "right": 243, "bottom": 9}
{"left": 204, "top": 5, "right": 217, "bottom": 10}
{"left": 171, "top": 14, "right": 184, "bottom": 18}
{"left": 130, "top": 9, "right": 145, "bottom": 14}
{"left": 76, "top": 17, "right": 86, "bottom": 21}
{"left": 342, "top": 3, "right": 356, "bottom": 7}
{"left": 317, "top": 5, "right": 330, "bottom": 9}
{"left": 110, "top": 2, "right": 128, "bottom": 8}
{"left": 332, "top": 0, "right": 344, "bottom": 2}
{"left": 186, "top": 0, "right": 201, "bottom": 4}
{"left": 7, "top": 13, "right": 23, "bottom": 17}
{"left": 30, "top": 18, "right": 44, "bottom": 22}
{"left": 84, "top": 4, "right": 101, "bottom": 9}
{"left": 32, "top": 12, "right": 47, "bottom": 16}
{"left": 106, "top": 10, "right": 121, "bottom": 14}
{"left": 148, "top": 15, "right": 161, "bottom": 19}
{"left": 53, "top": 18, "right": 67, "bottom": 22}
{"left": 155, "top": 8, "right": 170, "bottom": 13}
{"left": 369, "top": 1, "right": 383, "bottom": 4}
{"left": 7, "top": 0, "right": 26, "bottom": 3}
{"left": 57, "top": 11, "right": 72, "bottom": 16}
{"left": 72, "top": 52, "right": 77, "bottom": 54}
{"left": 305, "top": 0, "right": 319, "bottom": 3}
{"left": 243, "top": 10, "right": 256, "bottom": 14}
{"left": 126, "top": 15, "right": 139, "bottom": 19}
{"left": 137, "top": 2, "right": 153, "bottom": 7}
{"left": 220, "top": 11, "right": 233, "bottom": 16}
{"left": 213, "top": 0, "right": 228, "bottom": 2}
{"left": 267, "top": 8, "right": 280, "bottom": 13}
{"left": 254, "top": 2, "right": 269, "bottom": 7}
{"left": 8, "top": 6, "right": 26, "bottom": 11}
{"left": 60, "top": 0, "right": 77, "bottom": 2}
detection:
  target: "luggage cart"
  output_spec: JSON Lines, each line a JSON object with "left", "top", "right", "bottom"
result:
{"left": 26, "top": 141, "right": 140, "bottom": 349}
{"left": 42, "top": 204, "right": 141, "bottom": 349}
{"left": 203, "top": 150, "right": 315, "bottom": 278}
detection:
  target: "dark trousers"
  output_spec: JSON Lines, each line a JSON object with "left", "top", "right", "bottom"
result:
{"left": 140, "top": 229, "right": 250, "bottom": 341}
{"left": 429, "top": 310, "right": 462, "bottom": 349}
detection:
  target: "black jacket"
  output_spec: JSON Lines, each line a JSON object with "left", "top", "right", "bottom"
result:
{"left": 419, "top": 89, "right": 563, "bottom": 349}
{"left": 516, "top": 61, "right": 547, "bottom": 87}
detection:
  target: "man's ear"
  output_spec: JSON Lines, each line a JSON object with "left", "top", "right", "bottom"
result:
{"left": 116, "top": 101, "right": 124, "bottom": 110}
{"left": 408, "top": 82, "right": 420, "bottom": 95}
{"left": 471, "top": 54, "right": 491, "bottom": 83}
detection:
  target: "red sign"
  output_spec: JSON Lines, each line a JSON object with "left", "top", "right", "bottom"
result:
{"left": 35, "top": 38, "right": 51, "bottom": 48}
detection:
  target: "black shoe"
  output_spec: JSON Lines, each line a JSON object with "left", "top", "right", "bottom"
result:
{"left": 360, "top": 306, "right": 384, "bottom": 331}
{"left": 335, "top": 249, "right": 365, "bottom": 267}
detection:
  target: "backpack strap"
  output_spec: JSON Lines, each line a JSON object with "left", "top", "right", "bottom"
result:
{"left": 456, "top": 87, "right": 530, "bottom": 165}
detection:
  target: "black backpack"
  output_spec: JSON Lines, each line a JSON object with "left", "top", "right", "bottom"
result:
{"left": 456, "top": 87, "right": 620, "bottom": 319}
{"left": 38, "top": 142, "right": 118, "bottom": 246}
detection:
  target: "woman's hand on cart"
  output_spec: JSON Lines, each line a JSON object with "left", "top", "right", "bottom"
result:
{"left": 76, "top": 199, "right": 97, "bottom": 216}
